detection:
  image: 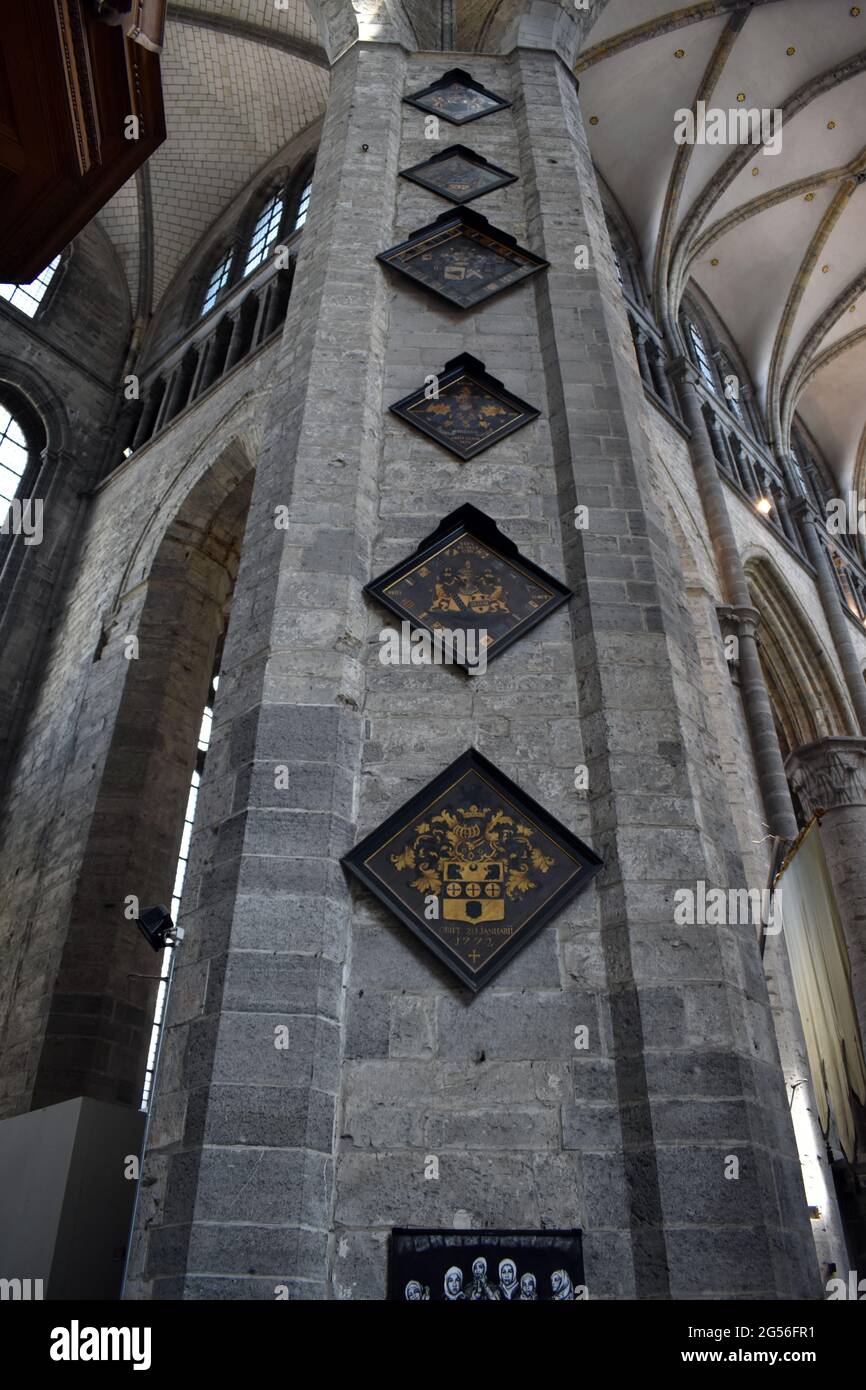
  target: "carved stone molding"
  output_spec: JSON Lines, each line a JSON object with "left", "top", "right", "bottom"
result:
{"left": 716, "top": 603, "right": 761, "bottom": 685}
{"left": 786, "top": 736, "right": 866, "bottom": 816}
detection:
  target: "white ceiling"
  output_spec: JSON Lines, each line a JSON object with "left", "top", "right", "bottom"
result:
{"left": 98, "top": 2, "right": 329, "bottom": 317}
{"left": 91, "top": 0, "right": 866, "bottom": 486}
{"left": 579, "top": 0, "right": 866, "bottom": 487}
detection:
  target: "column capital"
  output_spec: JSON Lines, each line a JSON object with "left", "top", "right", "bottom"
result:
{"left": 716, "top": 602, "right": 761, "bottom": 642}
{"left": 786, "top": 736, "right": 866, "bottom": 815}
{"left": 789, "top": 496, "right": 817, "bottom": 528}
{"left": 665, "top": 355, "right": 699, "bottom": 391}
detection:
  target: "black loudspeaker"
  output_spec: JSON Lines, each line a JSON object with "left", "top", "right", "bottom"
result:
{"left": 136, "top": 904, "right": 174, "bottom": 952}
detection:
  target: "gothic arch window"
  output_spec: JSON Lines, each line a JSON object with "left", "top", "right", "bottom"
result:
{"left": 0, "top": 403, "right": 29, "bottom": 527}
{"left": 0, "top": 254, "right": 62, "bottom": 319}
{"left": 0, "top": 385, "right": 46, "bottom": 533}
{"left": 189, "top": 159, "right": 315, "bottom": 327}
{"left": 200, "top": 247, "right": 234, "bottom": 317}
{"left": 746, "top": 557, "right": 855, "bottom": 756}
{"left": 243, "top": 190, "right": 285, "bottom": 276}
{"left": 607, "top": 232, "right": 648, "bottom": 310}
{"left": 685, "top": 317, "right": 719, "bottom": 396}
{"left": 140, "top": 665, "right": 219, "bottom": 1111}
{"left": 294, "top": 177, "right": 313, "bottom": 231}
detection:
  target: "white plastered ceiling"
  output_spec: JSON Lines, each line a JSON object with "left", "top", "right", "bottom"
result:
{"left": 578, "top": 0, "right": 866, "bottom": 488}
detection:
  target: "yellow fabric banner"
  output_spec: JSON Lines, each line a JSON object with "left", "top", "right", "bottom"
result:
{"left": 776, "top": 820, "right": 866, "bottom": 1162}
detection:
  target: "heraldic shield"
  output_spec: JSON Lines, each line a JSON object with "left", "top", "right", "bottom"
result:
{"left": 341, "top": 749, "right": 603, "bottom": 991}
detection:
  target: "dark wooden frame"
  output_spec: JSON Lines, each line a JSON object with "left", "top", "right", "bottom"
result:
{"left": 399, "top": 144, "right": 517, "bottom": 206}
{"left": 341, "top": 748, "right": 603, "bottom": 993}
{"left": 388, "top": 353, "right": 540, "bottom": 461}
{"left": 403, "top": 68, "right": 512, "bottom": 126}
{"left": 0, "top": 3, "right": 166, "bottom": 282}
{"left": 365, "top": 503, "right": 572, "bottom": 671}
{"left": 377, "top": 208, "right": 549, "bottom": 312}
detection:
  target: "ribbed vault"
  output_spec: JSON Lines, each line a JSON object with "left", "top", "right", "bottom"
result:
{"left": 746, "top": 555, "right": 855, "bottom": 756}
{"left": 577, "top": 0, "right": 866, "bottom": 489}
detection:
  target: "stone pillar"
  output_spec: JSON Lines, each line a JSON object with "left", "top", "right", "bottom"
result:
{"left": 222, "top": 309, "right": 246, "bottom": 373}
{"left": 670, "top": 361, "right": 798, "bottom": 841}
{"left": 125, "top": 24, "right": 821, "bottom": 1302}
{"left": 250, "top": 285, "right": 271, "bottom": 349}
{"left": 263, "top": 272, "right": 288, "bottom": 337}
{"left": 131, "top": 390, "right": 158, "bottom": 449}
{"left": 792, "top": 502, "right": 866, "bottom": 734}
{"left": 513, "top": 46, "right": 816, "bottom": 1296}
{"left": 126, "top": 37, "right": 408, "bottom": 1301}
{"left": 632, "top": 326, "right": 652, "bottom": 389}
{"left": 786, "top": 737, "right": 866, "bottom": 1052}
{"left": 159, "top": 365, "right": 189, "bottom": 428}
{"left": 187, "top": 342, "right": 210, "bottom": 403}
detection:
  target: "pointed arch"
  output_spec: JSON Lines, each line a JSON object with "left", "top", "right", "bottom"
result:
{"left": 744, "top": 552, "right": 855, "bottom": 760}
{"left": 30, "top": 439, "right": 255, "bottom": 1110}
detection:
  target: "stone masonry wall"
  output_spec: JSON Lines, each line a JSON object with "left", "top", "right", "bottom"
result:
{"left": 0, "top": 342, "right": 275, "bottom": 1117}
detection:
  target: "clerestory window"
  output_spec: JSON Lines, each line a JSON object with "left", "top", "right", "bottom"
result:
{"left": 0, "top": 255, "right": 61, "bottom": 318}
{"left": 294, "top": 179, "right": 313, "bottom": 231}
{"left": 201, "top": 249, "right": 233, "bottom": 316}
{"left": 687, "top": 319, "right": 718, "bottom": 396}
{"left": 0, "top": 404, "right": 29, "bottom": 528}
{"left": 244, "top": 193, "right": 284, "bottom": 276}
{"left": 140, "top": 672, "right": 218, "bottom": 1111}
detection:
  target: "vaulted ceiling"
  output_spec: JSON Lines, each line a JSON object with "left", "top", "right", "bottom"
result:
{"left": 577, "top": 0, "right": 866, "bottom": 487}
{"left": 98, "top": 3, "right": 329, "bottom": 317}
{"left": 92, "top": 1, "right": 864, "bottom": 488}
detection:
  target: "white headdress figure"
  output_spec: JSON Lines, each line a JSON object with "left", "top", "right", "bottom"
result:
{"left": 498, "top": 1258, "right": 518, "bottom": 1299}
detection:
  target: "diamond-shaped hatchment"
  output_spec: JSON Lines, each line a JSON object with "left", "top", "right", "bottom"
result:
{"left": 403, "top": 68, "right": 511, "bottom": 126}
{"left": 365, "top": 503, "right": 573, "bottom": 671}
{"left": 342, "top": 749, "right": 602, "bottom": 992}
{"left": 389, "top": 353, "right": 539, "bottom": 461}
{"left": 399, "top": 145, "right": 517, "bottom": 206}
{"left": 377, "top": 208, "right": 548, "bottom": 311}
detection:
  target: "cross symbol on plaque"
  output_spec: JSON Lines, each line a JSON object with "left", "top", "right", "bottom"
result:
{"left": 468, "top": 951, "right": 481, "bottom": 965}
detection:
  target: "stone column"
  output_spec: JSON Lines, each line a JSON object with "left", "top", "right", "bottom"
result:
{"left": 670, "top": 361, "right": 798, "bottom": 841}
{"left": 786, "top": 737, "right": 866, "bottom": 1052}
{"left": 250, "top": 285, "right": 271, "bottom": 349}
{"left": 159, "top": 365, "right": 189, "bottom": 429}
{"left": 187, "top": 339, "right": 213, "bottom": 402}
{"left": 632, "top": 326, "right": 652, "bottom": 390}
{"left": 126, "top": 37, "right": 408, "bottom": 1301}
{"left": 222, "top": 309, "right": 246, "bottom": 373}
{"left": 513, "top": 45, "right": 817, "bottom": 1297}
{"left": 131, "top": 388, "right": 160, "bottom": 449}
{"left": 792, "top": 501, "right": 866, "bottom": 734}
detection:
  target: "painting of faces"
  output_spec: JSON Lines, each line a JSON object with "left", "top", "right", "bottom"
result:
{"left": 388, "top": 1230, "right": 584, "bottom": 1302}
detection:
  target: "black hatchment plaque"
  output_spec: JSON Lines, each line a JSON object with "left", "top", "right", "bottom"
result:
{"left": 365, "top": 504, "right": 572, "bottom": 670}
{"left": 389, "top": 353, "right": 539, "bottom": 461}
{"left": 403, "top": 68, "right": 511, "bottom": 126}
{"left": 342, "top": 749, "right": 602, "bottom": 992}
{"left": 399, "top": 145, "right": 517, "bottom": 206}
{"left": 389, "top": 1229, "right": 585, "bottom": 1301}
{"left": 377, "top": 208, "right": 548, "bottom": 311}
